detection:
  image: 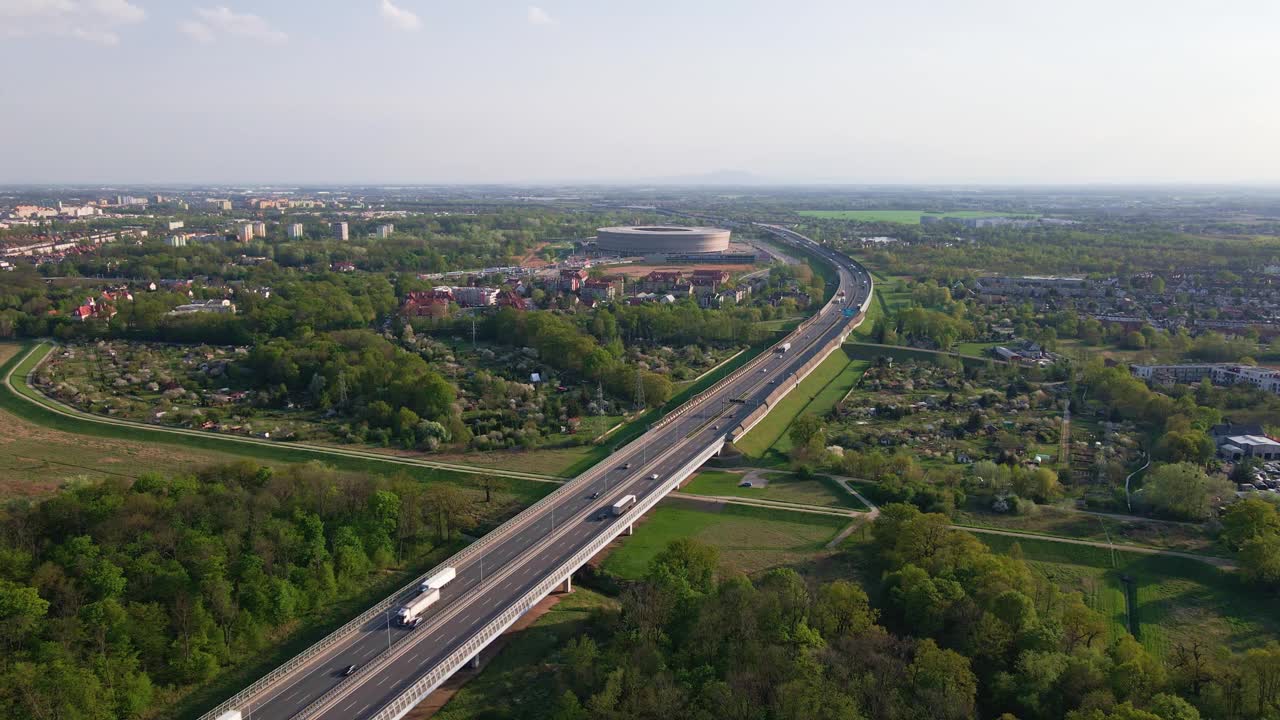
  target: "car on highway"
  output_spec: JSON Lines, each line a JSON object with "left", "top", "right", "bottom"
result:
{"left": 343, "top": 664, "right": 358, "bottom": 676}
{"left": 589, "top": 491, "right": 600, "bottom": 499}
{"left": 621, "top": 462, "right": 631, "bottom": 470}
{"left": 650, "top": 473, "right": 659, "bottom": 480}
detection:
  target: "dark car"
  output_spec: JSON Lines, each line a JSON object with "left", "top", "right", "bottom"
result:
{"left": 589, "top": 491, "right": 601, "bottom": 499}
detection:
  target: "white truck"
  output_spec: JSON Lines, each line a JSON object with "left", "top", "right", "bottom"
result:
{"left": 215, "top": 712, "right": 242, "bottom": 720}
{"left": 776, "top": 342, "right": 791, "bottom": 354}
{"left": 611, "top": 495, "right": 637, "bottom": 517}
{"left": 420, "top": 566, "right": 456, "bottom": 594}
{"left": 396, "top": 588, "right": 440, "bottom": 627}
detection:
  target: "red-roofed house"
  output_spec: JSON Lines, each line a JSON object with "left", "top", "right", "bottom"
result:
{"left": 559, "top": 268, "right": 588, "bottom": 292}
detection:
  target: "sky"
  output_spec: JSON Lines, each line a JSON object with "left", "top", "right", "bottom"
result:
{"left": 1, "top": 0, "right": 1278, "bottom": 185}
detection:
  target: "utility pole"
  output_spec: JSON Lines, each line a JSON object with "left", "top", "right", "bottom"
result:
{"left": 471, "top": 315, "right": 477, "bottom": 349}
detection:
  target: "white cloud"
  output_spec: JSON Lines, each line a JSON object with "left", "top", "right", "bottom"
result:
{"left": 179, "top": 6, "right": 288, "bottom": 45}
{"left": 177, "top": 19, "right": 214, "bottom": 44}
{"left": 0, "top": 0, "right": 145, "bottom": 45}
{"left": 378, "top": 0, "right": 420, "bottom": 31}
{"left": 527, "top": 6, "right": 555, "bottom": 25}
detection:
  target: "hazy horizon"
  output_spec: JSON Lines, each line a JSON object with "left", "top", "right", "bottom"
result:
{"left": 3, "top": 0, "right": 1278, "bottom": 185}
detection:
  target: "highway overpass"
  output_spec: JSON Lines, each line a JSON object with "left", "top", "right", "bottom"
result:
{"left": 203, "top": 224, "right": 873, "bottom": 720}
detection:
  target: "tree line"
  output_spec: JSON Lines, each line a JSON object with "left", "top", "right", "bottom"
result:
{"left": 0, "top": 461, "right": 491, "bottom": 719}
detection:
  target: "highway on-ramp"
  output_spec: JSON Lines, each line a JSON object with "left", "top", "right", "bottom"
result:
{"left": 205, "top": 225, "right": 873, "bottom": 720}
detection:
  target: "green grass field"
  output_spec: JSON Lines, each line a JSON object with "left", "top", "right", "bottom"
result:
{"left": 602, "top": 500, "right": 848, "bottom": 580}
{"left": 772, "top": 360, "right": 870, "bottom": 455}
{"left": 755, "top": 316, "right": 805, "bottom": 332}
{"left": 798, "top": 210, "right": 1037, "bottom": 225}
{"left": 977, "top": 534, "right": 1280, "bottom": 656}
{"left": 680, "top": 470, "right": 867, "bottom": 510}
{"left": 433, "top": 589, "right": 617, "bottom": 720}
{"left": 955, "top": 341, "right": 1001, "bottom": 357}
{"left": 734, "top": 346, "right": 860, "bottom": 459}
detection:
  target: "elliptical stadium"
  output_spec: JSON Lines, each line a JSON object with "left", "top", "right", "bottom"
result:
{"left": 595, "top": 225, "right": 731, "bottom": 255}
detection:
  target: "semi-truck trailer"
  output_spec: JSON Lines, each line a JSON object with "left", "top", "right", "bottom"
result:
{"left": 611, "top": 495, "right": 636, "bottom": 516}
{"left": 776, "top": 342, "right": 791, "bottom": 354}
{"left": 395, "top": 588, "right": 440, "bottom": 627}
{"left": 420, "top": 566, "right": 456, "bottom": 593}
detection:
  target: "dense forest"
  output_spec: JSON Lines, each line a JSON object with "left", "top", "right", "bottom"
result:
{"left": 0, "top": 462, "right": 493, "bottom": 719}
{"left": 543, "top": 506, "right": 1273, "bottom": 720}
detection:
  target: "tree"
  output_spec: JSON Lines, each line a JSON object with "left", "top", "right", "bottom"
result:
{"left": 812, "top": 580, "right": 876, "bottom": 638}
{"left": 1220, "top": 497, "right": 1280, "bottom": 551}
{"left": 1141, "top": 463, "right": 1229, "bottom": 520}
{"left": 1239, "top": 533, "right": 1280, "bottom": 585}
{"left": 549, "top": 690, "right": 589, "bottom": 720}
{"left": 477, "top": 475, "right": 506, "bottom": 503}
{"left": 0, "top": 580, "right": 49, "bottom": 653}
{"left": 646, "top": 538, "right": 719, "bottom": 600}
{"left": 789, "top": 414, "right": 825, "bottom": 451}
{"left": 423, "top": 484, "right": 477, "bottom": 540}
{"left": 908, "top": 639, "right": 977, "bottom": 720}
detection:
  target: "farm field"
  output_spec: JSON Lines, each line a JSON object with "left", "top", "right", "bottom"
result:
{"left": 680, "top": 469, "right": 867, "bottom": 510}
{"left": 733, "top": 346, "right": 859, "bottom": 459}
{"left": 601, "top": 499, "right": 848, "bottom": 580}
{"left": 430, "top": 589, "right": 617, "bottom": 720}
{"left": 978, "top": 534, "right": 1280, "bottom": 656}
{"left": 799, "top": 210, "right": 1038, "bottom": 224}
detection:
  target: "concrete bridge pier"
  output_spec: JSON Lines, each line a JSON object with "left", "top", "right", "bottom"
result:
{"left": 559, "top": 575, "right": 573, "bottom": 594}
{"left": 467, "top": 655, "right": 481, "bottom": 670}
{"left": 624, "top": 523, "right": 634, "bottom": 537}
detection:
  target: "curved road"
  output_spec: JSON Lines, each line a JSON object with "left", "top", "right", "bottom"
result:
{"left": 199, "top": 225, "right": 872, "bottom": 720}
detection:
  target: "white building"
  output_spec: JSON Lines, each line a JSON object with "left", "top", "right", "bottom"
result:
{"left": 1132, "top": 363, "right": 1280, "bottom": 395}
{"left": 1220, "top": 435, "right": 1280, "bottom": 461}
{"left": 165, "top": 235, "right": 188, "bottom": 247}
{"left": 332, "top": 222, "right": 349, "bottom": 241}
{"left": 168, "top": 299, "right": 236, "bottom": 315}
{"left": 288, "top": 223, "right": 305, "bottom": 239}
{"left": 252, "top": 221, "right": 267, "bottom": 238}
{"left": 237, "top": 224, "right": 254, "bottom": 243}
{"left": 451, "top": 286, "right": 499, "bottom": 307}
{"left": 167, "top": 220, "right": 185, "bottom": 231}
{"left": 376, "top": 223, "right": 395, "bottom": 238}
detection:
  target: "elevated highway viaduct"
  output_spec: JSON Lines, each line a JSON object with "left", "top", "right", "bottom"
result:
{"left": 204, "top": 224, "right": 874, "bottom": 720}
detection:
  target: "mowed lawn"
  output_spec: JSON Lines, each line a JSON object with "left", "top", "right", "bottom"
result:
{"left": 977, "top": 534, "right": 1280, "bottom": 656}
{"left": 602, "top": 500, "right": 848, "bottom": 580}
{"left": 955, "top": 341, "right": 1001, "bottom": 358}
{"left": 798, "top": 210, "right": 1037, "bottom": 224}
{"left": 735, "top": 347, "right": 862, "bottom": 458}
{"left": 681, "top": 470, "right": 867, "bottom": 510}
